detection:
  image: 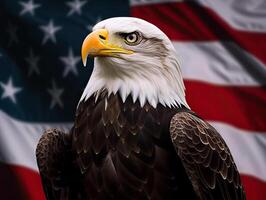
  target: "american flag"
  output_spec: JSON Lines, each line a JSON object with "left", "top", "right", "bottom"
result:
{"left": 0, "top": 0, "right": 265, "bottom": 199}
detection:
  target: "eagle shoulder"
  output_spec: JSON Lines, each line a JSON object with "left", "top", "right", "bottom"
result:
{"left": 169, "top": 111, "right": 246, "bottom": 200}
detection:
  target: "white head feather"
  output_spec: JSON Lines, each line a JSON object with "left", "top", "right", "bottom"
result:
{"left": 80, "top": 17, "right": 189, "bottom": 108}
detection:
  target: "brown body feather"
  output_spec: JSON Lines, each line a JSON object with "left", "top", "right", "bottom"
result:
{"left": 36, "top": 93, "right": 245, "bottom": 200}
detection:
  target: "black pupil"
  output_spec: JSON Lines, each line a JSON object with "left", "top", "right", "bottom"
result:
{"left": 128, "top": 34, "right": 135, "bottom": 41}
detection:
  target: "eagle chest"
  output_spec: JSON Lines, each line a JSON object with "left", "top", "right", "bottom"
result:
{"left": 72, "top": 95, "right": 182, "bottom": 198}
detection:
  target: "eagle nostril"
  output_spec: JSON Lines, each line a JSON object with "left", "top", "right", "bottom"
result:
{"left": 99, "top": 35, "right": 106, "bottom": 40}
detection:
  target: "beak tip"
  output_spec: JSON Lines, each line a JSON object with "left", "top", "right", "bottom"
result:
{"left": 82, "top": 58, "right": 87, "bottom": 67}
{"left": 82, "top": 53, "right": 88, "bottom": 67}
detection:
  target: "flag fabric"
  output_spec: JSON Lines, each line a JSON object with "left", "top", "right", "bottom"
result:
{"left": 0, "top": 0, "right": 265, "bottom": 199}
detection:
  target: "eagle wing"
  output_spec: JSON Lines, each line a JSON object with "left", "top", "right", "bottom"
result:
{"left": 36, "top": 129, "right": 74, "bottom": 200}
{"left": 169, "top": 112, "right": 246, "bottom": 200}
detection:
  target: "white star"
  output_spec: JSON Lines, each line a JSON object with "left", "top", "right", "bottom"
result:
{"left": 47, "top": 80, "right": 64, "bottom": 109}
{"left": 39, "top": 20, "right": 62, "bottom": 44}
{"left": 87, "top": 16, "right": 102, "bottom": 31}
{"left": 66, "top": 0, "right": 87, "bottom": 16}
{"left": 0, "top": 77, "right": 22, "bottom": 104}
{"left": 7, "top": 22, "right": 19, "bottom": 47}
{"left": 19, "top": 0, "right": 41, "bottom": 16}
{"left": 25, "top": 49, "right": 40, "bottom": 76}
{"left": 60, "top": 48, "right": 80, "bottom": 77}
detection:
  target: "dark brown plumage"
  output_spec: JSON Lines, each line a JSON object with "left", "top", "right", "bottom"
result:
{"left": 36, "top": 92, "right": 245, "bottom": 200}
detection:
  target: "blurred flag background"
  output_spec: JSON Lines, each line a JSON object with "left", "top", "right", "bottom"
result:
{"left": 0, "top": 0, "right": 265, "bottom": 199}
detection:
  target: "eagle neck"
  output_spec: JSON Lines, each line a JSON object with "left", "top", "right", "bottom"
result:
{"left": 79, "top": 59, "right": 189, "bottom": 109}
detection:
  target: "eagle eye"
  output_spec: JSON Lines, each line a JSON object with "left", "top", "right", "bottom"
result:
{"left": 122, "top": 32, "right": 142, "bottom": 46}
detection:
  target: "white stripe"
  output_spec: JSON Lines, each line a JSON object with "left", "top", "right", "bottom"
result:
{"left": 130, "top": 0, "right": 266, "bottom": 33}
{"left": 173, "top": 41, "right": 266, "bottom": 86}
{"left": 198, "top": 0, "right": 266, "bottom": 33}
{"left": 0, "top": 109, "right": 71, "bottom": 171}
{"left": 130, "top": 0, "right": 182, "bottom": 6}
{"left": 1, "top": 110, "right": 266, "bottom": 182}
{"left": 210, "top": 121, "right": 266, "bottom": 182}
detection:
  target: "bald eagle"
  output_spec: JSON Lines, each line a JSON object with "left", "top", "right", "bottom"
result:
{"left": 36, "top": 17, "right": 246, "bottom": 200}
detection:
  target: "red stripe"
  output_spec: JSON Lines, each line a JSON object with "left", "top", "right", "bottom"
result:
{"left": 0, "top": 163, "right": 45, "bottom": 200}
{"left": 131, "top": 2, "right": 266, "bottom": 65}
{"left": 0, "top": 163, "right": 265, "bottom": 200}
{"left": 241, "top": 175, "right": 266, "bottom": 200}
{"left": 185, "top": 80, "right": 266, "bottom": 132}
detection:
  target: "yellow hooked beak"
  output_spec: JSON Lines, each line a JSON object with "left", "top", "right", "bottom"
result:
{"left": 81, "top": 29, "right": 134, "bottom": 66}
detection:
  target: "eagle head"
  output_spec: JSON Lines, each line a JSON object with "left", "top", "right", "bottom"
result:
{"left": 80, "top": 17, "right": 189, "bottom": 108}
